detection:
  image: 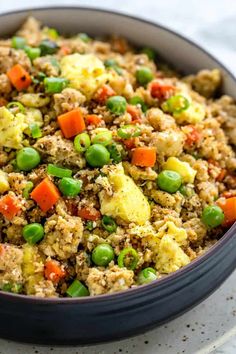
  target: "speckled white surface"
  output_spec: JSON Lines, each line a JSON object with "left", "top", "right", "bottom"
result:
{"left": 0, "top": 1, "right": 236, "bottom": 353}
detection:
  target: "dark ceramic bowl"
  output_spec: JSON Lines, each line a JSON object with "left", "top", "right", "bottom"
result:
{"left": 0, "top": 6, "right": 236, "bottom": 346}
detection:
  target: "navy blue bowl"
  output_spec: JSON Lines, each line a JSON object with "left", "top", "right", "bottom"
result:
{"left": 0, "top": 7, "right": 236, "bottom": 345}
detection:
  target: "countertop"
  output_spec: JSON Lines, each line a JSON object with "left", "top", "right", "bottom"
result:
{"left": 0, "top": 1, "right": 236, "bottom": 353}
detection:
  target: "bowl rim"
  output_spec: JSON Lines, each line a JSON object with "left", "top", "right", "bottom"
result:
{"left": 0, "top": 5, "right": 236, "bottom": 304}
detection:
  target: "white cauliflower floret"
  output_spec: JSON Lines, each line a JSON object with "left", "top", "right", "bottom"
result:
{"left": 152, "top": 129, "right": 184, "bottom": 157}
{"left": 99, "top": 163, "right": 150, "bottom": 225}
{"left": 60, "top": 53, "right": 111, "bottom": 99}
{"left": 0, "top": 107, "right": 27, "bottom": 149}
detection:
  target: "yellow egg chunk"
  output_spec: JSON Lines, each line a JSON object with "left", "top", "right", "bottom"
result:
{"left": 60, "top": 54, "right": 110, "bottom": 99}
{"left": 0, "top": 170, "right": 10, "bottom": 194}
{"left": 99, "top": 164, "right": 150, "bottom": 225}
{"left": 0, "top": 107, "right": 27, "bottom": 149}
{"left": 23, "top": 108, "right": 43, "bottom": 136}
{"left": 163, "top": 157, "right": 196, "bottom": 183}
{"left": 174, "top": 101, "right": 205, "bottom": 124}
{"left": 156, "top": 234, "right": 190, "bottom": 273}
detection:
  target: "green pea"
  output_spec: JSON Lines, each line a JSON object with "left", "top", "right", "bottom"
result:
{"left": 22, "top": 181, "right": 34, "bottom": 199}
{"left": 117, "top": 125, "right": 141, "bottom": 139}
{"left": 141, "top": 47, "right": 156, "bottom": 60}
{"left": 59, "top": 177, "right": 82, "bottom": 197}
{"left": 74, "top": 133, "right": 91, "bottom": 153}
{"left": 137, "top": 267, "right": 157, "bottom": 285}
{"left": 179, "top": 185, "right": 194, "bottom": 197}
{"left": 22, "top": 223, "right": 44, "bottom": 244}
{"left": 201, "top": 205, "right": 224, "bottom": 228}
{"left": 101, "top": 215, "right": 117, "bottom": 233}
{"left": 106, "top": 96, "right": 127, "bottom": 116}
{"left": 92, "top": 244, "right": 115, "bottom": 267}
{"left": 39, "top": 39, "right": 59, "bottom": 56}
{"left": 136, "top": 67, "right": 154, "bottom": 85}
{"left": 91, "top": 131, "right": 112, "bottom": 146}
{"left": 66, "top": 279, "right": 89, "bottom": 297}
{"left": 129, "top": 96, "right": 148, "bottom": 113}
{"left": 16, "top": 147, "right": 41, "bottom": 172}
{"left": 157, "top": 170, "right": 182, "bottom": 194}
{"left": 85, "top": 144, "right": 110, "bottom": 167}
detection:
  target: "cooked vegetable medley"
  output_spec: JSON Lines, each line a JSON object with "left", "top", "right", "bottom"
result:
{"left": 0, "top": 17, "right": 236, "bottom": 298}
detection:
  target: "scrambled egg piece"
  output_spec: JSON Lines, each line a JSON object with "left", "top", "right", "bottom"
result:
{"left": 99, "top": 164, "right": 150, "bottom": 225}
{"left": 0, "top": 107, "right": 27, "bottom": 149}
{"left": 156, "top": 234, "right": 190, "bottom": 273}
{"left": 163, "top": 157, "right": 196, "bottom": 183}
{"left": 60, "top": 54, "right": 110, "bottom": 99}
{"left": 174, "top": 101, "right": 206, "bottom": 124}
{"left": 156, "top": 222, "right": 190, "bottom": 273}
{"left": 22, "top": 244, "right": 45, "bottom": 295}
{"left": 0, "top": 170, "right": 10, "bottom": 194}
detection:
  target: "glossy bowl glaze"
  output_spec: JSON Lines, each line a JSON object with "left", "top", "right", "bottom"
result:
{"left": 0, "top": 7, "right": 236, "bottom": 345}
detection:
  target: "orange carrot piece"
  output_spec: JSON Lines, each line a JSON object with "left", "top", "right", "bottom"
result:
{"left": 123, "top": 137, "right": 137, "bottom": 150}
{"left": 44, "top": 260, "right": 66, "bottom": 283}
{"left": 59, "top": 45, "right": 71, "bottom": 56}
{"left": 127, "top": 105, "right": 142, "bottom": 124}
{"left": 216, "top": 197, "right": 236, "bottom": 227}
{"left": 0, "top": 194, "right": 21, "bottom": 220}
{"left": 86, "top": 114, "right": 102, "bottom": 126}
{"left": 78, "top": 207, "right": 101, "bottom": 221}
{"left": 131, "top": 147, "right": 156, "bottom": 167}
{"left": 95, "top": 84, "right": 115, "bottom": 104}
{"left": 216, "top": 169, "right": 227, "bottom": 182}
{"left": 31, "top": 178, "right": 60, "bottom": 213}
{"left": 0, "top": 98, "right": 8, "bottom": 107}
{"left": 184, "top": 125, "right": 201, "bottom": 147}
{"left": 58, "top": 109, "right": 86, "bottom": 139}
{"left": 7, "top": 64, "right": 32, "bottom": 91}
{"left": 150, "top": 81, "right": 175, "bottom": 100}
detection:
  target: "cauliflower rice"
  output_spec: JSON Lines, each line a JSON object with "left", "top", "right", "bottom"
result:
{"left": 0, "top": 17, "right": 235, "bottom": 297}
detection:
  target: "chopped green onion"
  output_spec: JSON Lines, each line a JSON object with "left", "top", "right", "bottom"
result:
{"left": 29, "top": 123, "right": 42, "bottom": 139}
{"left": 118, "top": 247, "right": 139, "bottom": 270}
{"left": 44, "top": 77, "right": 68, "bottom": 94}
{"left": 117, "top": 125, "right": 141, "bottom": 139}
{"left": 66, "top": 279, "right": 89, "bottom": 297}
{"left": 22, "top": 181, "right": 34, "bottom": 199}
{"left": 1, "top": 282, "right": 22, "bottom": 294}
{"left": 129, "top": 96, "right": 148, "bottom": 113}
{"left": 162, "top": 95, "right": 190, "bottom": 114}
{"left": 86, "top": 220, "right": 95, "bottom": 231}
{"left": 107, "top": 143, "right": 124, "bottom": 164}
{"left": 179, "top": 185, "right": 194, "bottom": 197}
{"left": 12, "top": 36, "right": 26, "bottom": 49}
{"left": 38, "top": 72, "right": 47, "bottom": 81}
{"left": 137, "top": 267, "right": 157, "bottom": 285}
{"left": 91, "top": 131, "right": 113, "bottom": 146}
{"left": 7, "top": 101, "right": 25, "bottom": 113}
{"left": 39, "top": 40, "right": 59, "bottom": 56}
{"left": 79, "top": 33, "right": 91, "bottom": 43}
{"left": 74, "top": 133, "right": 91, "bottom": 153}
{"left": 101, "top": 215, "right": 117, "bottom": 233}
{"left": 24, "top": 46, "right": 41, "bottom": 61}
{"left": 47, "top": 164, "right": 72, "bottom": 178}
